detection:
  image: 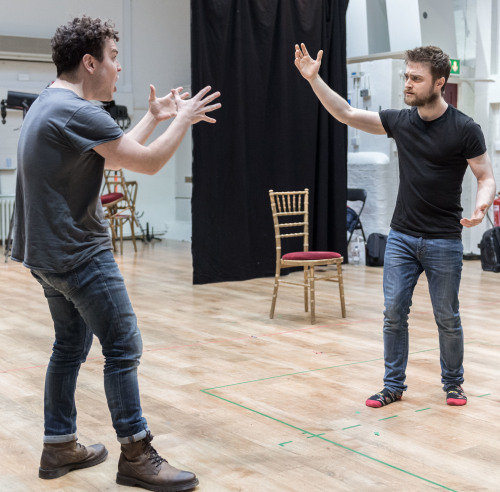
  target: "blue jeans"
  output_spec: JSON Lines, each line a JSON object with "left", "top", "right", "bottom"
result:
{"left": 383, "top": 229, "right": 464, "bottom": 393}
{"left": 31, "top": 250, "right": 148, "bottom": 444}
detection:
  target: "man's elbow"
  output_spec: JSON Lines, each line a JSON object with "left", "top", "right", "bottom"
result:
{"left": 133, "top": 158, "right": 164, "bottom": 175}
{"left": 143, "top": 166, "right": 158, "bottom": 176}
{"left": 104, "top": 161, "right": 122, "bottom": 171}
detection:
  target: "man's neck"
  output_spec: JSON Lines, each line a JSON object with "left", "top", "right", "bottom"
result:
{"left": 50, "top": 77, "right": 86, "bottom": 99}
{"left": 417, "top": 97, "right": 448, "bottom": 121}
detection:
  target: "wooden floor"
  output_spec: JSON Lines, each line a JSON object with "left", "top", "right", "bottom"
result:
{"left": 1, "top": 239, "right": 499, "bottom": 492}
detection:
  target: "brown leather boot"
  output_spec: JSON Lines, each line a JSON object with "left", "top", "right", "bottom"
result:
{"left": 116, "top": 432, "right": 198, "bottom": 491}
{"left": 39, "top": 439, "right": 108, "bottom": 479}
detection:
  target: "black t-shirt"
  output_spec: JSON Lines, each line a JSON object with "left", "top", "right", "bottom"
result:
{"left": 379, "top": 105, "right": 486, "bottom": 239}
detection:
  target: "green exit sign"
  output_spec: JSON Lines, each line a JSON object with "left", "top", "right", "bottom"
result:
{"left": 450, "top": 59, "right": 460, "bottom": 74}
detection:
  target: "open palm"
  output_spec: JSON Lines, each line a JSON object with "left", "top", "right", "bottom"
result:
{"left": 294, "top": 43, "right": 323, "bottom": 81}
{"left": 148, "top": 84, "right": 189, "bottom": 122}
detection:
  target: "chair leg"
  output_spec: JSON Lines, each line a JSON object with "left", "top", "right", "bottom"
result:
{"left": 109, "top": 218, "right": 117, "bottom": 253}
{"left": 359, "top": 222, "right": 367, "bottom": 243}
{"left": 130, "top": 218, "right": 137, "bottom": 252}
{"left": 337, "top": 261, "right": 346, "bottom": 318}
{"left": 309, "top": 266, "right": 316, "bottom": 324}
{"left": 119, "top": 220, "right": 124, "bottom": 255}
{"left": 270, "top": 268, "right": 281, "bottom": 319}
{"left": 347, "top": 228, "right": 354, "bottom": 245}
{"left": 304, "top": 267, "right": 309, "bottom": 312}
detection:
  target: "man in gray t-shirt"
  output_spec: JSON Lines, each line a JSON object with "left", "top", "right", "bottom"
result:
{"left": 13, "top": 16, "right": 220, "bottom": 491}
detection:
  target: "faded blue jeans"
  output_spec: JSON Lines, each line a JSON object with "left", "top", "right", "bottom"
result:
{"left": 31, "top": 250, "right": 148, "bottom": 444}
{"left": 383, "top": 229, "right": 464, "bottom": 393}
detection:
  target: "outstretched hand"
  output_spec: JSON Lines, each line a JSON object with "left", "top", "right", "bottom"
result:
{"left": 173, "top": 86, "right": 221, "bottom": 124}
{"left": 460, "top": 203, "right": 489, "bottom": 228}
{"left": 294, "top": 43, "right": 323, "bottom": 81}
{"left": 148, "top": 84, "right": 189, "bottom": 122}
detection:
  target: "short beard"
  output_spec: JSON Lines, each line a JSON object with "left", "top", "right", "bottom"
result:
{"left": 405, "top": 89, "right": 440, "bottom": 107}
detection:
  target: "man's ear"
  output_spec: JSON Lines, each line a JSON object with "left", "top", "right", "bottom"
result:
{"left": 436, "top": 76, "right": 445, "bottom": 91}
{"left": 82, "top": 54, "right": 95, "bottom": 74}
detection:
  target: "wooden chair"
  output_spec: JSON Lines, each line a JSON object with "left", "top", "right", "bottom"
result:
{"left": 269, "top": 189, "right": 346, "bottom": 323}
{"left": 100, "top": 170, "right": 139, "bottom": 254}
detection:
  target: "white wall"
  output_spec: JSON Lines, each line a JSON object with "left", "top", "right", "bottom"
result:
{"left": 385, "top": 0, "right": 421, "bottom": 52}
{"left": 346, "top": 0, "right": 369, "bottom": 58}
{"left": 0, "top": 0, "right": 192, "bottom": 240}
{"left": 418, "top": 0, "right": 458, "bottom": 58}
{"left": 126, "top": 0, "right": 191, "bottom": 240}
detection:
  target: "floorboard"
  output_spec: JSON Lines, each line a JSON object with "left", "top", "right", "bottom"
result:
{"left": 0, "top": 240, "right": 499, "bottom": 491}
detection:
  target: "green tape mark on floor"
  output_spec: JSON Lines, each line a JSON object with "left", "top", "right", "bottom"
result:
{"left": 201, "top": 389, "right": 457, "bottom": 492}
{"left": 203, "top": 346, "right": 444, "bottom": 392}
{"left": 200, "top": 345, "right": 467, "bottom": 492}
{"left": 343, "top": 424, "right": 362, "bottom": 430}
{"left": 202, "top": 357, "right": 385, "bottom": 391}
{"left": 378, "top": 415, "right": 398, "bottom": 421}
{"left": 415, "top": 408, "right": 431, "bottom": 412}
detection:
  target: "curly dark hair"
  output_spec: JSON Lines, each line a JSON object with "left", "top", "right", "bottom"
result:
{"left": 51, "top": 16, "right": 119, "bottom": 77}
{"left": 405, "top": 46, "right": 451, "bottom": 94}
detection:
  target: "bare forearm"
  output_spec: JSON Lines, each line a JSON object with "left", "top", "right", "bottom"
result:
{"left": 126, "top": 111, "right": 157, "bottom": 145}
{"left": 475, "top": 176, "right": 497, "bottom": 209}
{"left": 307, "top": 75, "right": 385, "bottom": 134}
{"left": 142, "top": 114, "right": 192, "bottom": 173}
{"left": 309, "top": 75, "right": 351, "bottom": 123}
{"left": 101, "top": 113, "right": 192, "bottom": 175}
{"left": 461, "top": 153, "right": 496, "bottom": 227}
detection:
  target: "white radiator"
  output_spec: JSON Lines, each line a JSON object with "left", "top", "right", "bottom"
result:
{"left": 0, "top": 197, "right": 15, "bottom": 245}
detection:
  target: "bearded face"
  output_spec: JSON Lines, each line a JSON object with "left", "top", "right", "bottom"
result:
{"left": 404, "top": 62, "right": 443, "bottom": 108}
{"left": 404, "top": 85, "right": 440, "bottom": 107}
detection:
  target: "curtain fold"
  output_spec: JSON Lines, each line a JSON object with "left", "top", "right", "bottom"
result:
{"left": 191, "top": 0, "right": 349, "bottom": 284}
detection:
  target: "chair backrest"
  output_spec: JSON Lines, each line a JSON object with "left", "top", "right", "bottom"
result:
{"left": 347, "top": 187, "right": 367, "bottom": 217}
{"left": 102, "top": 170, "right": 134, "bottom": 210}
{"left": 269, "top": 189, "right": 309, "bottom": 258}
{"left": 125, "top": 181, "right": 138, "bottom": 209}
{"left": 347, "top": 188, "right": 367, "bottom": 203}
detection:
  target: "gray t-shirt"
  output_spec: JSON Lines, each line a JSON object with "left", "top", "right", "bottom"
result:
{"left": 11, "top": 88, "right": 123, "bottom": 272}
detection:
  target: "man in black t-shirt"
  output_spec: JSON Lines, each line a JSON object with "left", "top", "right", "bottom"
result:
{"left": 294, "top": 44, "right": 496, "bottom": 408}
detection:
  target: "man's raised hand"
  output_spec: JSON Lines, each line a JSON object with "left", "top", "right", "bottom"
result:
{"left": 173, "top": 86, "right": 221, "bottom": 124}
{"left": 294, "top": 43, "right": 323, "bottom": 81}
{"left": 148, "top": 84, "right": 189, "bottom": 122}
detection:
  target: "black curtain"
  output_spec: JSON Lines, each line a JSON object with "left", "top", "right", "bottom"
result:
{"left": 191, "top": 0, "right": 348, "bottom": 284}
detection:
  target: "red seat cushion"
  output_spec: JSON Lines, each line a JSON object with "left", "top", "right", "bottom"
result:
{"left": 100, "top": 192, "right": 124, "bottom": 204}
{"left": 282, "top": 251, "right": 342, "bottom": 261}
